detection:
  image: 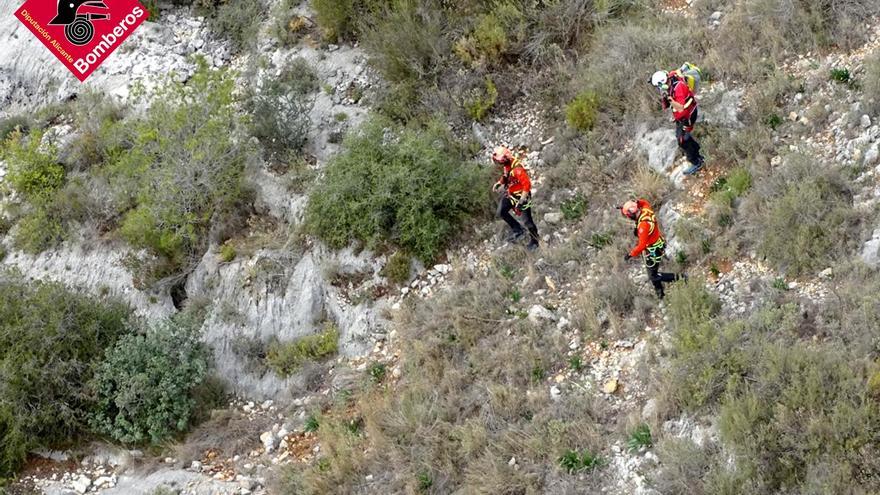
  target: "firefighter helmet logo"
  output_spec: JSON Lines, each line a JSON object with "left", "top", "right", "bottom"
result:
{"left": 48, "top": 0, "right": 110, "bottom": 46}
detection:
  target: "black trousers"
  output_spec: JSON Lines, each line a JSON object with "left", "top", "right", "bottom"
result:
{"left": 644, "top": 244, "right": 680, "bottom": 298}
{"left": 675, "top": 108, "right": 703, "bottom": 167}
{"left": 498, "top": 195, "right": 538, "bottom": 243}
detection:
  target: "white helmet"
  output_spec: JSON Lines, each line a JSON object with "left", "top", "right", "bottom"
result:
{"left": 651, "top": 70, "right": 669, "bottom": 90}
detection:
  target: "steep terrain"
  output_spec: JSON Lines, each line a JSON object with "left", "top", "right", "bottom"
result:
{"left": 2, "top": 0, "right": 880, "bottom": 494}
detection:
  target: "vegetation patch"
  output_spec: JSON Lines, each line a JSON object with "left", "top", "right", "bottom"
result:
{"left": 306, "top": 117, "right": 488, "bottom": 262}
{"left": 266, "top": 325, "right": 340, "bottom": 377}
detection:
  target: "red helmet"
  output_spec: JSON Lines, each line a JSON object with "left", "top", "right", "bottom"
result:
{"left": 492, "top": 146, "right": 514, "bottom": 165}
{"left": 621, "top": 200, "right": 639, "bottom": 220}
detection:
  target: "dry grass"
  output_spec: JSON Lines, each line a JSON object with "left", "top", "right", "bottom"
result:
{"left": 280, "top": 266, "right": 608, "bottom": 493}
{"left": 174, "top": 409, "right": 273, "bottom": 465}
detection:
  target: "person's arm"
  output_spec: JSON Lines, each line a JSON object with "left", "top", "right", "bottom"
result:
{"left": 629, "top": 222, "right": 650, "bottom": 258}
{"left": 671, "top": 84, "right": 695, "bottom": 116}
{"left": 514, "top": 168, "right": 532, "bottom": 208}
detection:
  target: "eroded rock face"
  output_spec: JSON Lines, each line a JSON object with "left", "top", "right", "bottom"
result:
{"left": 0, "top": 1, "right": 232, "bottom": 115}
{"left": 636, "top": 126, "right": 678, "bottom": 174}
{"left": 1, "top": 242, "right": 175, "bottom": 319}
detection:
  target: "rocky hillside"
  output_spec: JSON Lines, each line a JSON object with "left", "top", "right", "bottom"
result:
{"left": 2, "top": 0, "right": 880, "bottom": 494}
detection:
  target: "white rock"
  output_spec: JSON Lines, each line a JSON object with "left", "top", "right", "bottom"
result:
{"left": 508, "top": 456, "right": 517, "bottom": 466}
{"left": 550, "top": 386, "right": 562, "bottom": 400}
{"left": 261, "top": 400, "right": 274, "bottom": 410}
{"left": 864, "top": 142, "right": 879, "bottom": 166}
{"left": 260, "top": 431, "right": 277, "bottom": 453}
{"left": 818, "top": 268, "right": 833, "bottom": 279}
{"left": 709, "top": 10, "right": 722, "bottom": 20}
{"left": 191, "top": 461, "right": 203, "bottom": 471}
{"left": 72, "top": 475, "right": 91, "bottom": 494}
{"left": 528, "top": 305, "right": 557, "bottom": 325}
{"left": 544, "top": 212, "right": 564, "bottom": 225}
{"left": 862, "top": 114, "right": 872, "bottom": 129}
{"left": 93, "top": 476, "right": 115, "bottom": 489}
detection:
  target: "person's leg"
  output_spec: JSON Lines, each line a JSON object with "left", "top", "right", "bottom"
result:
{"left": 646, "top": 263, "right": 665, "bottom": 298}
{"left": 521, "top": 206, "right": 539, "bottom": 247}
{"left": 497, "top": 195, "right": 524, "bottom": 237}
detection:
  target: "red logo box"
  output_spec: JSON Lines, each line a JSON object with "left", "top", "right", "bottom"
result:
{"left": 14, "top": 0, "right": 147, "bottom": 82}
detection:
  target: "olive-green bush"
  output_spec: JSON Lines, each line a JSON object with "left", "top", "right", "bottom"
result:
{"left": 0, "top": 274, "right": 132, "bottom": 479}
{"left": 110, "top": 62, "right": 251, "bottom": 271}
{"left": 741, "top": 154, "right": 858, "bottom": 276}
{"left": 266, "top": 325, "right": 339, "bottom": 377}
{"left": 89, "top": 317, "right": 210, "bottom": 444}
{"left": 306, "top": 117, "right": 489, "bottom": 261}
{"left": 245, "top": 57, "right": 317, "bottom": 160}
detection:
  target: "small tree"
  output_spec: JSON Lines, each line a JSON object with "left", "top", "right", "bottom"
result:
{"left": 89, "top": 317, "right": 210, "bottom": 444}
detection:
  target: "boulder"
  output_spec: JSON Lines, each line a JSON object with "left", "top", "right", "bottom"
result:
{"left": 636, "top": 127, "right": 678, "bottom": 173}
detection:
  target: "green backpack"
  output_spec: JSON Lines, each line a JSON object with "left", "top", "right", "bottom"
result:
{"left": 675, "top": 62, "right": 703, "bottom": 93}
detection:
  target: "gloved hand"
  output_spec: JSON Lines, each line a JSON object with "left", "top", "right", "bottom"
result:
{"left": 513, "top": 207, "right": 523, "bottom": 217}
{"left": 493, "top": 182, "right": 504, "bottom": 193}
{"left": 632, "top": 227, "right": 638, "bottom": 237}
{"left": 623, "top": 253, "right": 632, "bottom": 262}
{"left": 661, "top": 95, "right": 670, "bottom": 110}
{"left": 515, "top": 194, "right": 529, "bottom": 211}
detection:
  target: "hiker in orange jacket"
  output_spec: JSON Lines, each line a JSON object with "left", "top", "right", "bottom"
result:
{"left": 620, "top": 199, "right": 686, "bottom": 298}
{"left": 492, "top": 146, "right": 539, "bottom": 251}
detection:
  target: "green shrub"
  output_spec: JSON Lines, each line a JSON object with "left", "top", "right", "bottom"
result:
{"left": 864, "top": 54, "right": 880, "bottom": 115}
{"left": 716, "top": 344, "right": 880, "bottom": 493}
{"left": 464, "top": 77, "right": 498, "bottom": 121}
{"left": 245, "top": 58, "right": 316, "bottom": 160}
{"left": 362, "top": 0, "right": 448, "bottom": 84}
{"left": 368, "top": 362, "right": 387, "bottom": 383}
{"left": 0, "top": 274, "right": 132, "bottom": 478}
{"left": 206, "top": 0, "right": 263, "bottom": 50}
{"left": 565, "top": 91, "right": 600, "bottom": 131}
{"left": 558, "top": 449, "right": 604, "bottom": 474}
{"left": 272, "top": 0, "right": 308, "bottom": 47}
{"left": 561, "top": 194, "right": 588, "bottom": 220}
{"left": 626, "top": 424, "right": 652, "bottom": 451}
{"left": 219, "top": 243, "right": 236, "bottom": 262}
{"left": 266, "top": 325, "right": 339, "bottom": 377}
{"left": 453, "top": 3, "right": 525, "bottom": 67}
{"left": 666, "top": 279, "right": 721, "bottom": 337}
{"left": 313, "top": 0, "right": 357, "bottom": 41}
{"left": 742, "top": 154, "right": 857, "bottom": 276}
{"left": 89, "top": 317, "right": 210, "bottom": 444}
{"left": 3, "top": 130, "right": 64, "bottom": 205}
{"left": 0, "top": 115, "right": 32, "bottom": 140}
{"left": 304, "top": 414, "right": 320, "bottom": 433}
{"left": 109, "top": 61, "right": 251, "bottom": 272}
{"left": 830, "top": 67, "right": 851, "bottom": 84}
{"left": 12, "top": 208, "right": 64, "bottom": 253}
{"left": 65, "top": 91, "right": 127, "bottom": 170}
{"left": 381, "top": 250, "right": 412, "bottom": 285}
{"left": 306, "top": 117, "right": 488, "bottom": 262}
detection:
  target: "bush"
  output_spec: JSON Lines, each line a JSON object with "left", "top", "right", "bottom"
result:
{"left": 464, "top": 77, "right": 498, "bottom": 121}
{"left": 565, "top": 90, "right": 599, "bottom": 131}
{"left": 453, "top": 3, "right": 525, "bottom": 67}
{"left": 0, "top": 274, "right": 132, "bottom": 478}
{"left": 706, "top": 0, "right": 879, "bottom": 81}
{"left": 0, "top": 115, "right": 32, "bottom": 140}
{"left": 741, "top": 154, "right": 857, "bottom": 276}
{"left": 830, "top": 67, "right": 851, "bottom": 84}
{"left": 2, "top": 130, "right": 64, "bottom": 205}
{"left": 306, "top": 117, "right": 489, "bottom": 262}
{"left": 206, "top": 0, "right": 263, "bottom": 50}
{"left": 313, "top": 0, "right": 357, "bottom": 41}
{"left": 381, "top": 250, "right": 412, "bottom": 285}
{"left": 272, "top": 0, "right": 309, "bottom": 47}
{"left": 361, "top": 0, "right": 448, "bottom": 84}
{"left": 266, "top": 325, "right": 339, "bottom": 377}
{"left": 864, "top": 54, "right": 880, "bottom": 115}
{"left": 245, "top": 58, "right": 317, "bottom": 160}
{"left": 12, "top": 208, "right": 64, "bottom": 253}
{"left": 108, "top": 61, "right": 251, "bottom": 273}
{"left": 219, "top": 243, "right": 236, "bottom": 262}
{"left": 89, "top": 317, "right": 210, "bottom": 444}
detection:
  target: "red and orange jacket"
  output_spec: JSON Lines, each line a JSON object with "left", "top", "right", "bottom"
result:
{"left": 667, "top": 74, "right": 697, "bottom": 122}
{"left": 629, "top": 199, "right": 665, "bottom": 258}
{"left": 497, "top": 158, "right": 532, "bottom": 199}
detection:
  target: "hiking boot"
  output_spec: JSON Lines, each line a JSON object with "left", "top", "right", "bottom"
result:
{"left": 505, "top": 230, "right": 526, "bottom": 243}
{"left": 684, "top": 159, "right": 704, "bottom": 176}
{"left": 526, "top": 239, "right": 539, "bottom": 251}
